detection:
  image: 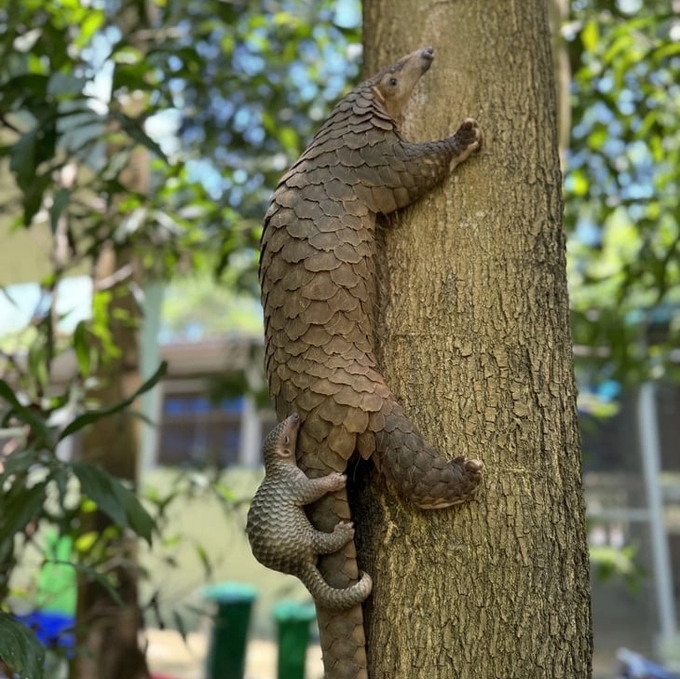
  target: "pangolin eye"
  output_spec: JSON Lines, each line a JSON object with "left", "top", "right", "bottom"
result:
{"left": 389, "top": 77, "right": 398, "bottom": 87}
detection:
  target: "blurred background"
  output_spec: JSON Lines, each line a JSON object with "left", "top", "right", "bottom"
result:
{"left": 0, "top": 1, "right": 678, "bottom": 678}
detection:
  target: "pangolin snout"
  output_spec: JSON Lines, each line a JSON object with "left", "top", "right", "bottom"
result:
{"left": 420, "top": 46, "right": 435, "bottom": 72}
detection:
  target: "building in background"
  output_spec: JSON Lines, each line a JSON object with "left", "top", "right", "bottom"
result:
{"left": 0, "top": 275, "right": 276, "bottom": 472}
{"left": 154, "top": 337, "right": 275, "bottom": 469}
{"left": 1, "top": 271, "right": 679, "bottom": 667}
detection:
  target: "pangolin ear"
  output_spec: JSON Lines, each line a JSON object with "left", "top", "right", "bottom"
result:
{"left": 277, "top": 434, "right": 294, "bottom": 458}
{"left": 371, "top": 85, "right": 386, "bottom": 105}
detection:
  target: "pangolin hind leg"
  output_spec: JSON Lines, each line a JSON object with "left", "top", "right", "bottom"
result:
{"left": 375, "top": 400, "right": 483, "bottom": 509}
{"left": 311, "top": 519, "right": 355, "bottom": 554}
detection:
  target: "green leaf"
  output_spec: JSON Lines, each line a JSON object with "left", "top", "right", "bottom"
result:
{"left": 110, "top": 476, "right": 155, "bottom": 544}
{"left": 75, "top": 530, "right": 99, "bottom": 552}
{"left": 73, "top": 320, "right": 92, "bottom": 376}
{"left": 0, "top": 379, "right": 54, "bottom": 450}
{"left": 0, "top": 612, "right": 45, "bottom": 679}
{"left": 111, "top": 61, "right": 150, "bottom": 98}
{"left": 0, "top": 483, "right": 47, "bottom": 554}
{"left": 21, "top": 172, "right": 52, "bottom": 226}
{"left": 49, "top": 187, "right": 71, "bottom": 234}
{"left": 27, "top": 335, "right": 49, "bottom": 392}
{"left": 567, "top": 169, "right": 589, "bottom": 198}
{"left": 47, "top": 72, "right": 86, "bottom": 98}
{"left": 71, "top": 463, "right": 155, "bottom": 544}
{"left": 51, "top": 464, "right": 70, "bottom": 504}
{"left": 58, "top": 361, "right": 168, "bottom": 440}
{"left": 602, "top": 32, "right": 635, "bottom": 66}
{"left": 63, "top": 560, "right": 124, "bottom": 605}
{"left": 0, "top": 73, "right": 49, "bottom": 109}
{"left": 581, "top": 20, "right": 601, "bottom": 54}
{"left": 279, "top": 126, "right": 299, "bottom": 153}
{"left": 194, "top": 543, "right": 212, "bottom": 579}
{"left": 0, "top": 448, "right": 42, "bottom": 478}
{"left": 653, "top": 41, "right": 680, "bottom": 60}
{"left": 74, "top": 10, "right": 105, "bottom": 48}
{"left": 9, "top": 129, "right": 39, "bottom": 191}
{"left": 72, "top": 462, "right": 127, "bottom": 527}
{"left": 172, "top": 610, "right": 189, "bottom": 643}
{"left": 10, "top": 119, "right": 57, "bottom": 197}
{"left": 113, "top": 111, "right": 168, "bottom": 163}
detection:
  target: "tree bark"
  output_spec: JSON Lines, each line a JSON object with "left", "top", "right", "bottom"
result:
{"left": 353, "top": 2, "right": 592, "bottom": 678}
{"left": 74, "top": 6, "right": 152, "bottom": 670}
{"left": 74, "top": 245, "right": 149, "bottom": 679}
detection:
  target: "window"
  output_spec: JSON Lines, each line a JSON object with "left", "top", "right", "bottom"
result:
{"left": 157, "top": 391, "right": 244, "bottom": 468}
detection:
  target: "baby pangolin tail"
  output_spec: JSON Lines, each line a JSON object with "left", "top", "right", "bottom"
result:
{"left": 297, "top": 562, "right": 373, "bottom": 610}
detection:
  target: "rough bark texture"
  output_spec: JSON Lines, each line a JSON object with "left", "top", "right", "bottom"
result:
{"left": 354, "top": 2, "right": 593, "bottom": 678}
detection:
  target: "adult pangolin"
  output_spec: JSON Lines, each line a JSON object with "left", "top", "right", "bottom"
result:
{"left": 260, "top": 46, "right": 483, "bottom": 679}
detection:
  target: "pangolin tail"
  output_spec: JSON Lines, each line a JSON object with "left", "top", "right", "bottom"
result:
{"left": 298, "top": 562, "right": 372, "bottom": 610}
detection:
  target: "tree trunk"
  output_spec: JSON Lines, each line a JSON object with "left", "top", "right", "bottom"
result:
{"left": 354, "top": 2, "right": 592, "bottom": 678}
{"left": 74, "top": 244, "right": 150, "bottom": 679}
{"left": 73, "top": 11, "right": 152, "bottom": 669}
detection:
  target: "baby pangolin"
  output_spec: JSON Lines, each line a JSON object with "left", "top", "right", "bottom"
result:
{"left": 246, "top": 413, "right": 373, "bottom": 609}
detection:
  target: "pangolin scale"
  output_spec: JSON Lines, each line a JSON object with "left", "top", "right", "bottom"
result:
{"left": 259, "top": 46, "right": 483, "bottom": 679}
{"left": 246, "top": 413, "right": 373, "bottom": 610}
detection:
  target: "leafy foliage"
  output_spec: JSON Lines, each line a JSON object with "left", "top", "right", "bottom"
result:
{"left": 1, "top": 0, "right": 216, "bottom": 280}
{"left": 565, "top": 0, "right": 680, "bottom": 384}
{"left": 0, "top": 612, "right": 45, "bottom": 679}
{"left": 590, "top": 543, "right": 645, "bottom": 592}
{"left": 0, "top": 0, "right": 359, "bottom": 674}
{"left": 0, "top": 366, "right": 165, "bottom": 674}
{"left": 159, "top": 0, "right": 361, "bottom": 285}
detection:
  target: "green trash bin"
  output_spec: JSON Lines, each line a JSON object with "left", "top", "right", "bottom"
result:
{"left": 203, "top": 582, "right": 258, "bottom": 679}
{"left": 272, "top": 601, "right": 316, "bottom": 679}
{"left": 37, "top": 530, "right": 76, "bottom": 615}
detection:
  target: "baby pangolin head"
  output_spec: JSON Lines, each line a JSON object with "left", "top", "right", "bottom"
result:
{"left": 262, "top": 412, "right": 301, "bottom": 470}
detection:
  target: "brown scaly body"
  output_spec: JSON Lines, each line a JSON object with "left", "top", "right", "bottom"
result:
{"left": 246, "top": 414, "right": 373, "bottom": 610}
{"left": 260, "top": 47, "right": 483, "bottom": 679}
